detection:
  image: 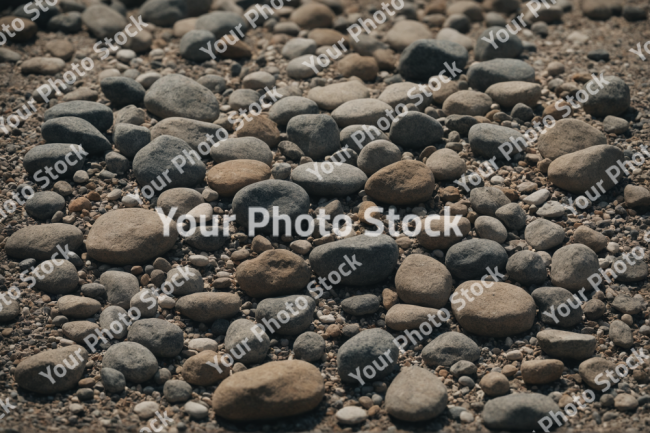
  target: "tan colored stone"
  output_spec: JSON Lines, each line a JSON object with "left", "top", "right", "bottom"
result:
{"left": 206, "top": 159, "right": 271, "bottom": 197}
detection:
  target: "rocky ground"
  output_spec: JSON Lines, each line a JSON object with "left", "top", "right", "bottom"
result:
{"left": 1, "top": 0, "right": 650, "bottom": 432}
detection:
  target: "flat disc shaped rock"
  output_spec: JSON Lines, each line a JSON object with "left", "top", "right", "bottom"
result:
{"left": 144, "top": 74, "right": 220, "bottom": 122}
{"left": 291, "top": 162, "right": 367, "bottom": 197}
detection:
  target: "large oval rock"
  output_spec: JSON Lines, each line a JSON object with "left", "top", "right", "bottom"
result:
{"left": 100, "top": 271, "right": 140, "bottom": 309}
{"left": 307, "top": 80, "right": 369, "bottom": 111}
{"left": 468, "top": 123, "right": 525, "bottom": 160}
{"left": 225, "top": 318, "right": 271, "bottom": 364}
{"left": 195, "top": 11, "right": 247, "bottom": 38}
{"left": 537, "top": 329, "right": 596, "bottom": 360}
{"left": 365, "top": 160, "right": 435, "bottom": 206}
{"left": 144, "top": 74, "right": 220, "bottom": 122}
{"left": 237, "top": 250, "right": 311, "bottom": 298}
{"left": 269, "top": 96, "right": 320, "bottom": 127}
{"left": 33, "top": 260, "right": 79, "bottom": 295}
{"left": 291, "top": 162, "right": 367, "bottom": 197}
{"left": 210, "top": 137, "right": 273, "bottom": 166}
{"left": 389, "top": 111, "right": 444, "bottom": 150}
{"left": 385, "top": 367, "right": 448, "bottom": 422}
{"left": 550, "top": 244, "right": 599, "bottom": 292}
{"left": 151, "top": 117, "right": 226, "bottom": 151}
{"left": 538, "top": 119, "right": 607, "bottom": 160}
{"left": 467, "top": 58, "right": 536, "bottom": 92}
{"left": 182, "top": 350, "right": 230, "bottom": 385}
{"left": 524, "top": 218, "right": 565, "bottom": 251}
{"left": 337, "top": 329, "right": 399, "bottom": 383}
{"left": 255, "top": 295, "right": 316, "bottom": 335}
{"left": 583, "top": 75, "right": 630, "bottom": 117}
{"left": 287, "top": 114, "right": 340, "bottom": 160}
{"left": 43, "top": 101, "right": 113, "bottom": 132}
{"left": 532, "top": 286, "right": 583, "bottom": 328}
{"left": 483, "top": 393, "right": 561, "bottom": 431}
{"left": 451, "top": 281, "right": 536, "bottom": 337}
{"left": 6, "top": 224, "right": 83, "bottom": 261}
{"left": 426, "top": 148, "right": 466, "bottom": 181}
{"left": 475, "top": 26, "right": 523, "bottom": 61}
{"left": 445, "top": 239, "right": 508, "bottom": 280}
{"left": 81, "top": 4, "right": 127, "bottom": 39}
{"left": 232, "top": 180, "right": 310, "bottom": 235}
{"left": 548, "top": 145, "right": 625, "bottom": 194}
{"left": 25, "top": 191, "right": 65, "bottom": 221}
{"left": 331, "top": 99, "right": 392, "bottom": 128}
{"left": 175, "top": 292, "right": 241, "bottom": 322}
{"left": 42, "top": 117, "right": 112, "bottom": 155}
{"left": 443, "top": 90, "right": 492, "bottom": 116}
{"left": 398, "top": 39, "right": 468, "bottom": 82}
{"left": 23, "top": 143, "right": 87, "bottom": 178}
{"left": 127, "top": 318, "right": 184, "bottom": 358}
{"left": 485, "top": 81, "right": 541, "bottom": 109}
{"left": 395, "top": 254, "right": 453, "bottom": 308}
{"left": 86, "top": 208, "right": 178, "bottom": 265}
{"left": 15, "top": 345, "right": 88, "bottom": 394}
{"left": 206, "top": 159, "right": 271, "bottom": 197}
{"left": 133, "top": 135, "right": 206, "bottom": 192}
{"left": 357, "top": 140, "right": 402, "bottom": 176}
{"left": 102, "top": 342, "right": 158, "bottom": 383}
{"left": 310, "top": 235, "right": 398, "bottom": 286}
{"left": 212, "top": 360, "right": 324, "bottom": 421}
{"left": 422, "top": 332, "right": 480, "bottom": 366}
{"left": 416, "top": 215, "right": 471, "bottom": 251}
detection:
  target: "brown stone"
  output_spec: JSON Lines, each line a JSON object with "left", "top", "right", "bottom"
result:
{"left": 521, "top": 360, "right": 564, "bottom": 385}
{"left": 290, "top": 3, "right": 335, "bottom": 29}
{"left": 479, "top": 372, "right": 510, "bottom": 397}
{"left": 543, "top": 100, "right": 573, "bottom": 120}
{"left": 236, "top": 115, "right": 281, "bottom": 148}
{"left": 182, "top": 350, "right": 231, "bottom": 385}
{"left": 358, "top": 201, "right": 380, "bottom": 224}
{"left": 69, "top": 197, "right": 92, "bottom": 212}
{"left": 0, "top": 17, "right": 37, "bottom": 42}
{"left": 382, "top": 288, "right": 398, "bottom": 309}
{"left": 206, "top": 160, "right": 271, "bottom": 197}
{"left": 416, "top": 216, "right": 470, "bottom": 250}
{"left": 307, "top": 28, "right": 346, "bottom": 46}
{"left": 212, "top": 360, "right": 325, "bottom": 421}
{"left": 365, "top": 160, "right": 435, "bottom": 206}
{"left": 236, "top": 249, "right": 311, "bottom": 298}
{"left": 220, "top": 38, "right": 252, "bottom": 58}
{"left": 337, "top": 53, "right": 378, "bottom": 81}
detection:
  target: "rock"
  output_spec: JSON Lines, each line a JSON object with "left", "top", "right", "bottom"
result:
{"left": 0, "top": 296, "right": 20, "bottom": 323}
{"left": 495, "top": 203, "right": 527, "bottom": 231}
{"left": 32, "top": 259, "right": 78, "bottom": 295}
{"left": 416, "top": 215, "right": 471, "bottom": 251}
{"left": 385, "top": 20, "right": 434, "bottom": 52}
{"left": 467, "top": 58, "right": 536, "bottom": 92}
{"left": 44, "top": 101, "right": 113, "bottom": 132}
{"left": 0, "top": 47, "right": 21, "bottom": 62}
{"left": 611, "top": 294, "right": 644, "bottom": 315}
{"left": 538, "top": 119, "right": 607, "bottom": 160}
{"left": 468, "top": 123, "right": 525, "bottom": 160}
{"left": 24, "top": 191, "right": 65, "bottom": 220}
{"left": 255, "top": 295, "right": 316, "bottom": 335}
{"left": 102, "top": 342, "right": 159, "bottom": 383}
{"left": 181, "top": 351, "right": 230, "bottom": 385}
{"left": 422, "top": 332, "right": 480, "bottom": 367}
{"left": 310, "top": 235, "right": 398, "bottom": 286}
{"left": 336, "top": 406, "right": 367, "bottom": 425}
{"left": 236, "top": 116, "right": 282, "bottom": 149}
{"left": 398, "top": 39, "right": 468, "bottom": 82}
{"left": 337, "top": 53, "right": 378, "bottom": 81}
{"left": 524, "top": 218, "right": 565, "bottom": 251}
{"left": 610, "top": 320, "right": 634, "bottom": 349}
{"left": 331, "top": 99, "right": 392, "bottom": 128}
{"left": 379, "top": 82, "right": 434, "bottom": 108}
{"left": 236, "top": 249, "right": 310, "bottom": 299}
{"left": 395, "top": 254, "right": 452, "bottom": 308}
{"left": 482, "top": 394, "right": 561, "bottom": 431}
{"left": 475, "top": 26, "right": 523, "bottom": 61}
{"left": 269, "top": 96, "right": 319, "bottom": 127}
{"left": 157, "top": 188, "right": 204, "bottom": 217}
{"left": 445, "top": 238, "right": 508, "bottom": 280}
{"left": 128, "top": 319, "right": 184, "bottom": 358}
{"left": 307, "top": 80, "right": 369, "bottom": 111}
{"left": 100, "top": 368, "right": 126, "bottom": 393}
{"left": 445, "top": 114, "right": 479, "bottom": 136}
{"left": 291, "top": 162, "right": 367, "bottom": 197}
{"left": 385, "top": 367, "right": 447, "bottom": 421}
{"left": 99, "top": 271, "right": 139, "bottom": 309}
{"left": 23, "top": 143, "right": 87, "bottom": 179}
{"left": 134, "top": 401, "right": 160, "bottom": 419}
{"left": 21, "top": 56, "right": 66, "bottom": 75}
{"left": 151, "top": 117, "right": 225, "bottom": 153}
{"left": 15, "top": 345, "right": 88, "bottom": 394}
{"left": 615, "top": 394, "right": 639, "bottom": 411}
{"left": 42, "top": 117, "right": 112, "bottom": 155}
{"left": 583, "top": 76, "right": 630, "bottom": 117}
{"left": 479, "top": 372, "right": 510, "bottom": 397}
{"left": 57, "top": 295, "right": 101, "bottom": 319}
{"left": 437, "top": 27, "right": 474, "bottom": 51}
{"left": 603, "top": 116, "right": 629, "bottom": 135}
{"left": 188, "top": 338, "right": 218, "bottom": 352}
{"left": 232, "top": 180, "right": 310, "bottom": 235}
{"left": 163, "top": 380, "right": 192, "bottom": 403}
{"left": 573, "top": 225, "right": 608, "bottom": 252}
{"left": 287, "top": 114, "right": 340, "bottom": 160}
{"left": 195, "top": 11, "right": 247, "bottom": 38}
{"left": 212, "top": 360, "right": 324, "bottom": 420}
{"left": 81, "top": 4, "right": 127, "bottom": 39}
{"left": 100, "top": 77, "right": 145, "bottom": 107}
{"left": 99, "top": 306, "right": 129, "bottom": 339}
{"left": 550, "top": 244, "right": 599, "bottom": 292}
{"left": 365, "top": 160, "right": 435, "bottom": 206}
{"left": 507, "top": 250, "right": 547, "bottom": 286}
{"left": 224, "top": 318, "right": 270, "bottom": 364}
{"left": 537, "top": 329, "right": 596, "bottom": 360}
{"left": 475, "top": 215, "right": 508, "bottom": 244}
{"left": 340, "top": 124, "right": 389, "bottom": 151}
{"left": 144, "top": 74, "right": 220, "bottom": 122}
{"left": 485, "top": 82, "right": 541, "bottom": 109}
{"left": 357, "top": 140, "right": 402, "bottom": 176}
{"left": 450, "top": 360, "right": 478, "bottom": 377}
{"left": 341, "top": 295, "right": 380, "bottom": 316}
{"left": 287, "top": 54, "right": 321, "bottom": 79}
{"left": 141, "top": 0, "right": 186, "bottom": 27}
{"left": 210, "top": 137, "right": 273, "bottom": 166}
{"left": 86, "top": 208, "right": 178, "bottom": 265}
{"left": 114, "top": 123, "right": 150, "bottom": 159}
{"left": 175, "top": 292, "right": 241, "bottom": 322}
{"left": 451, "top": 281, "right": 536, "bottom": 337}
{"left": 207, "top": 159, "right": 271, "bottom": 197}
{"left": 293, "top": 332, "right": 325, "bottom": 362}
{"left": 290, "top": 2, "right": 334, "bottom": 29}
{"left": 197, "top": 74, "right": 227, "bottom": 93}
{"left": 583, "top": 298, "right": 606, "bottom": 320}
{"left": 579, "top": 357, "right": 615, "bottom": 390}
{"left": 184, "top": 401, "right": 209, "bottom": 420}
{"left": 389, "top": 112, "right": 443, "bottom": 150}
{"left": 386, "top": 304, "right": 439, "bottom": 331}
{"left": 5, "top": 224, "right": 83, "bottom": 261}
{"left": 281, "top": 38, "right": 317, "bottom": 60}
{"left": 532, "top": 286, "right": 582, "bottom": 327}
{"left": 443, "top": 90, "right": 492, "bottom": 116}
{"left": 337, "top": 329, "right": 399, "bottom": 383}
